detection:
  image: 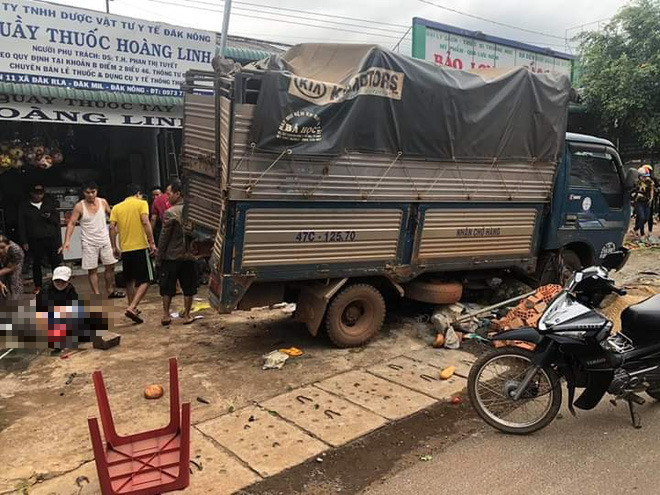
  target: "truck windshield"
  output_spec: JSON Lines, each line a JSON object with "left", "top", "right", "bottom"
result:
{"left": 569, "top": 149, "right": 624, "bottom": 209}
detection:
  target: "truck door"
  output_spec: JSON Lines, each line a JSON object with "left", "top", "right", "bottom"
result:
{"left": 560, "top": 142, "right": 628, "bottom": 261}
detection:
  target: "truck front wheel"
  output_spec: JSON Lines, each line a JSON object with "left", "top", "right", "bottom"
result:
{"left": 325, "top": 284, "right": 386, "bottom": 348}
{"left": 537, "top": 249, "right": 582, "bottom": 286}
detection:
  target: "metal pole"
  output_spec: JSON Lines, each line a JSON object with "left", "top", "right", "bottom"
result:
{"left": 105, "top": 0, "right": 111, "bottom": 13}
{"left": 218, "top": 0, "right": 233, "bottom": 58}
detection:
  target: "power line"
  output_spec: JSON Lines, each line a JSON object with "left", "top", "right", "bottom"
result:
{"left": 114, "top": 0, "right": 408, "bottom": 47}
{"left": 232, "top": 31, "right": 411, "bottom": 43}
{"left": 134, "top": 0, "right": 408, "bottom": 40}
{"left": 418, "top": 0, "right": 566, "bottom": 40}
{"left": 565, "top": 16, "right": 612, "bottom": 32}
{"left": 232, "top": 5, "right": 406, "bottom": 36}
{"left": 173, "top": 0, "right": 410, "bottom": 29}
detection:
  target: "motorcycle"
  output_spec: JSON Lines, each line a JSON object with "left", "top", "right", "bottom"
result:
{"left": 467, "top": 248, "right": 660, "bottom": 434}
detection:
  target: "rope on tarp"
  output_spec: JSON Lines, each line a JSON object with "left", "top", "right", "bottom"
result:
{"left": 244, "top": 148, "right": 292, "bottom": 196}
{"left": 493, "top": 158, "right": 514, "bottom": 201}
{"left": 233, "top": 142, "right": 256, "bottom": 172}
{"left": 366, "top": 151, "right": 402, "bottom": 199}
{"left": 454, "top": 157, "right": 469, "bottom": 200}
{"left": 423, "top": 161, "right": 451, "bottom": 198}
{"left": 344, "top": 150, "right": 367, "bottom": 199}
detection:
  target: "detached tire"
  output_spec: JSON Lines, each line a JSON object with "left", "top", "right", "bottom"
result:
{"left": 325, "top": 284, "right": 386, "bottom": 348}
{"left": 404, "top": 279, "right": 463, "bottom": 304}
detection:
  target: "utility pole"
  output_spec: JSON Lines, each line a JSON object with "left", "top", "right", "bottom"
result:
{"left": 218, "top": 0, "right": 233, "bottom": 58}
{"left": 105, "top": 0, "right": 112, "bottom": 14}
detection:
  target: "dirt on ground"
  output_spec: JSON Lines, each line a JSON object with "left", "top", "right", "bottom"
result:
{"left": 1, "top": 247, "right": 659, "bottom": 495}
{"left": 0, "top": 281, "right": 438, "bottom": 494}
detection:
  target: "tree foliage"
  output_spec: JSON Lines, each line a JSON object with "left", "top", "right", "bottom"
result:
{"left": 579, "top": 0, "right": 660, "bottom": 148}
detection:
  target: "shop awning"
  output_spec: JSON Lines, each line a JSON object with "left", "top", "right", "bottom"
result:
{"left": 0, "top": 82, "right": 181, "bottom": 106}
{"left": 224, "top": 46, "right": 274, "bottom": 62}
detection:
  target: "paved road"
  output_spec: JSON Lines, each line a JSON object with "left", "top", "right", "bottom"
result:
{"left": 365, "top": 397, "right": 660, "bottom": 495}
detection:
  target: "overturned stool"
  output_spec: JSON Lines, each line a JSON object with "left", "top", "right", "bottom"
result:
{"left": 88, "top": 358, "right": 190, "bottom": 495}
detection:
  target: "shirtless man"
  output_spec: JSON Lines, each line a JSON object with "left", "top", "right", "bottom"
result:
{"left": 63, "top": 182, "right": 123, "bottom": 298}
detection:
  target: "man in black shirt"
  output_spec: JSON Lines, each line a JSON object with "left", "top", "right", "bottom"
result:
{"left": 18, "top": 184, "right": 63, "bottom": 293}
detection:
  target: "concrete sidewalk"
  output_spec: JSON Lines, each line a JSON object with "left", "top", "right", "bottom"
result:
{"left": 26, "top": 348, "right": 474, "bottom": 495}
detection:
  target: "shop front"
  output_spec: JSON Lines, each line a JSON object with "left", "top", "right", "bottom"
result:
{"left": 0, "top": 0, "right": 221, "bottom": 259}
{"left": 0, "top": 1, "right": 280, "bottom": 262}
{"left": 0, "top": 85, "right": 183, "bottom": 260}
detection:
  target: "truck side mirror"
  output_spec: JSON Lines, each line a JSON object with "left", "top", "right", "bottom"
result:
{"left": 625, "top": 168, "right": 639, "bottom": 190}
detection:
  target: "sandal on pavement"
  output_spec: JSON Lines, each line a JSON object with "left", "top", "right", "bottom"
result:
{"left": 125, "top": 309, "right": 144, "bottom": 324}
{"left": 182, "top": 315, "right": 195, "bottom": 325}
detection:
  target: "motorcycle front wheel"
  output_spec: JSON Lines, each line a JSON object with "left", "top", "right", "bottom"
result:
{"left": 468, "top": 347, "right": 562, "bottom": 434}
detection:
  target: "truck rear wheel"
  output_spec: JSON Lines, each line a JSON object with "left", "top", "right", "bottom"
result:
{"left": 325, "top": 284, "right": 386, "bottom": 348}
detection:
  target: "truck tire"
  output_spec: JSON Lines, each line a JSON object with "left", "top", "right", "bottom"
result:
{"left": 325, "top": 284, "right": 386, "bottom": 348}
{"left": 404, "top": 279, "right": 463, "bottom": 305}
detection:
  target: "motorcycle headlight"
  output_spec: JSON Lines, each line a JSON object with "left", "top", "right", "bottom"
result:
{"left": 538, "top": 292, "right": 569, "bottom": 332}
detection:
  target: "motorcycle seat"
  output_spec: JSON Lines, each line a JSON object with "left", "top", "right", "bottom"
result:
{"left": 621, "top": 294, "right": 660, "bottom": 344}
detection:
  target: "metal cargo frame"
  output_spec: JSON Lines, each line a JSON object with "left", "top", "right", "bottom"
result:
{"left": 182, "top": 67, "right": 558, "bottom": 313}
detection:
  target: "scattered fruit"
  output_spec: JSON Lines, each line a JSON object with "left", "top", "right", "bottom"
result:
{"left": 144, "top": 384, "right": 164, "bottom": 400}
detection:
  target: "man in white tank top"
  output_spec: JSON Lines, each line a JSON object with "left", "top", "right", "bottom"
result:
{"left": 63, "top": 182, "right": 124, "bottom": 297}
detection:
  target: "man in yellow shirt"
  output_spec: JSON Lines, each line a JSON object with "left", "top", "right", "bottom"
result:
{"left": 109, "top": 184, "right": 157, "bottom": 324}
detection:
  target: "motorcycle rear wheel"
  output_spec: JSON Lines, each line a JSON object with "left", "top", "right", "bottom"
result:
{"left": 468, "top": 347, "right": 562, "bottom": 435}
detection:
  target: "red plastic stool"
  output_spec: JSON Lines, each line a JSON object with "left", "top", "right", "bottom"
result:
{"left": 88, "top": 358, "right": 190, "bottom": 495}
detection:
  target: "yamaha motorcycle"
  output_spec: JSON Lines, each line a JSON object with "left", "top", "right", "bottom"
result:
{"left": 468, "top": 249, "right": 660, "bottom": 434}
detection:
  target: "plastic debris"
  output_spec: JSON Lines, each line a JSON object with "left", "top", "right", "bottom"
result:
{"left": 191, "top": 301, "right": 211, "bottom": 313}
{"left": 444, "top": 325, "right": 461, "bottom": 349}
{"left": 420, "top": 455, "right": 433, "bottom": 462}
{"left": 262, "top": 350, "right": 290, "bottom": 370}
{"left": 439, "top": 366, "right": 455, "bottom": 380}
{"left": 278, "top": 347, "right": 304, "bottom": 357}
{"left": 451, "top": 396, "right": 461, "bottom": 405}
{"left": 281, "top": 303, "right": 297, "bottom": 314}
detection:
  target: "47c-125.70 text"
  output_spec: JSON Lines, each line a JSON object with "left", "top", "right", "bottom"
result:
{"left": 295, "top": 231, "right": 357, "bottom": 242}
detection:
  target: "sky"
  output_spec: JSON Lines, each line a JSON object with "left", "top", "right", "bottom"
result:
{"left": 35, "top": 0, "right": 630, "bottom": 55}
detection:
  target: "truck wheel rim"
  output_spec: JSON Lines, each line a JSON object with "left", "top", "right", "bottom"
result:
{"left": 340, "top": 299, "right": 373, "bottom": 334}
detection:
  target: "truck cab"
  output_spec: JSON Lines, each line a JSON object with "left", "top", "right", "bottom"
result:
{"left": 538, "top": 133, "right": 631, "bottom": 282}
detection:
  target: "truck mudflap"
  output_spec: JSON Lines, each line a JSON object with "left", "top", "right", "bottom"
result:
{"left": 294, "top": 279, "right": 349, "bottom": 335}
{"left": 208, "top": 273, "right": 255, "bottom": 314}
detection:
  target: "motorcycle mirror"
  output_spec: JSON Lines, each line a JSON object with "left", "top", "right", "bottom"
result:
{"left": 601, "top": 249, "right": 630, "bottom": 271}
{"left": 624, "top": 167, "right": 639, "bottom": 190}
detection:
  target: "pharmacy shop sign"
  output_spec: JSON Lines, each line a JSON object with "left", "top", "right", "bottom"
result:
{"left": 0, "top": 0, "right": 215, "bottom": 96}
{"left": 0, "top": 93, "right": 183, "bottom": 128}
